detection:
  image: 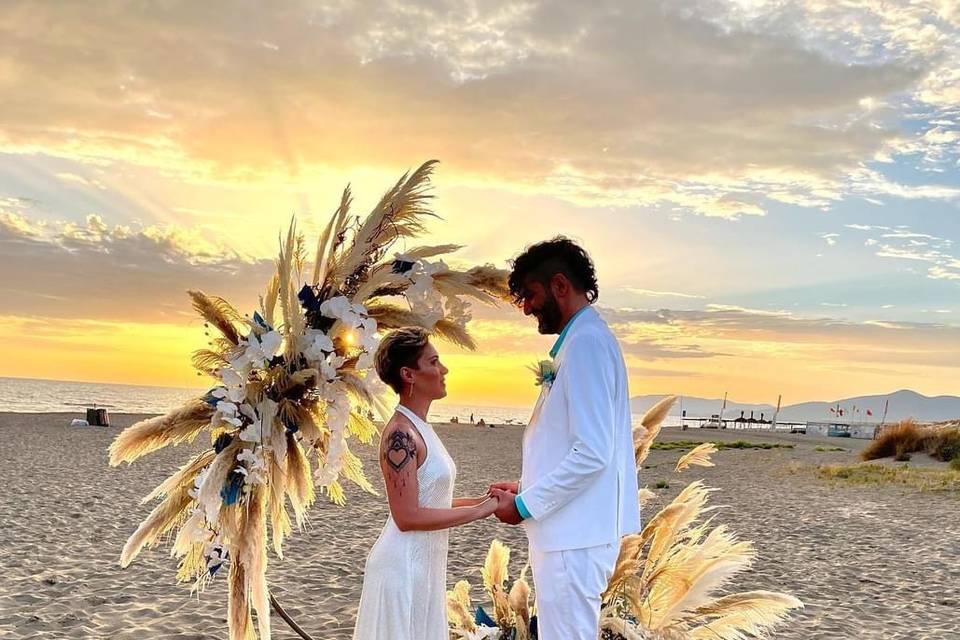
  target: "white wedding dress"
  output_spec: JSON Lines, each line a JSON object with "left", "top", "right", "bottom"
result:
{"left": 353, "top": 404, "right": 457, "bottom": 640}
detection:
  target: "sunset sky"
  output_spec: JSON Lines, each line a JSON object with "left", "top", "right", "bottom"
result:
{"left": 1, "top": 1, "right": 958, "bottom": 408}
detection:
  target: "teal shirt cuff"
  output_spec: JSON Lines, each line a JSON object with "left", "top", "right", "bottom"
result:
{"left": 515, "top": 494, "right": 532, "bottom": 520}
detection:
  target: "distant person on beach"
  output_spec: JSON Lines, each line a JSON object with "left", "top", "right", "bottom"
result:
{"left": 489, "top": 237, "right": 639, "bottom": 640}
{"left": 353, "top": 327, "right": 499, "bottom": 640}
{"left": 477, "top": 417, "right": 486, "bottom": 427}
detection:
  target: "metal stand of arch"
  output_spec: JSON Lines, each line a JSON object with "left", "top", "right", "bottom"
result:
{"left": 270, "top": 593, "right": 317, "bottom": 640}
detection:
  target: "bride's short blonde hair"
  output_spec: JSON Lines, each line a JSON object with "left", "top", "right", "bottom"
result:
{"left": 374, "top": 326, "right": 430, "bottom": 394}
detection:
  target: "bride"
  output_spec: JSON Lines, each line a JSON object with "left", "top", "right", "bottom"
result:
{"left": 353, "top": 327, "right": 500, "bottom": 640}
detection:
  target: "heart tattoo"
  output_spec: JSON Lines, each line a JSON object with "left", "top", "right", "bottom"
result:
{"left": 385, "top": 430, "right": 417, "bottom": 473}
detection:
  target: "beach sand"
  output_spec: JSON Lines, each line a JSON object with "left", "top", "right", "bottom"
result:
{"left": 1, "top": 412, "right": 958, "bottom": 639}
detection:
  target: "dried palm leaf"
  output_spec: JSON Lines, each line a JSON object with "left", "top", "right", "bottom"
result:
{"left": 120, "top": 486, "right": 192, "bottom": 567}
{"left": 228, "top": 558, "right": 255, "bottom": 640}
{"left": 341, "top": 449, "right": 378, "bottom": 495}
{"left": 482, "top": 539, "right": 512, "bottom": 625}
{"left": 603, "top": 533, "right": 645, "bottom": 602}
{"left": 366, "top": 302, "right": 429, "bottom": 329}
{"left": 314, "top": 186, "right": 352, "bottom": 287}
{"left": 432, "top": 269, "right": 499, "bottom": 304}
{"left": 267, "top": 441, "right": 291, "bottom": 558}
{"left": 599, "top": 614, "right": 650, "bottom": 640}
{"left": 347, "top": 408, "right": 378, "bottom": 445}
{"left": 260, "top": 273, "right": 280, "bottom": 329}
{"left": 329, "top": 161, "right": 438, "bottom": 292}
{"left": 285, "top": 433, "right": 315, "bottom": 527}
{"left": 635, "top": 395, "right": 678, "bottom": 464}
{"left": 688, "top": 590, "right": 803, "bottom": 639}
{"left": 447, "top": 580, "right": 476, "bottom": 632}
{"left": 465, "top": 264, "right": 511, "bottom": 301}
{"left": 509, "top": 563, "right": 532, "bottom": 636}
{"left": 188, "top": 290, "right": 243, "bottom": 345}
{"left": 192, "top": 349, "right": 230, "bottom": 376}
{"left": 240, "top": 487, "right": 271, "bottom": 640}
{"left": 638, "top": 487, "right": 657, "bottom": 508}
{"left": 675, "top": 442, "right": 718, "bottom": 473}
{"left": 406, "top": 244, "right": 463, "bottom": 260}
{"left": 142, "top": 450, "right": 216, "bottom": 503}
{"left": 433, "top": 318, "right": 477, "bottom": 350}
{"left": 109, "top": 400, "right": 213, "bottom": 466}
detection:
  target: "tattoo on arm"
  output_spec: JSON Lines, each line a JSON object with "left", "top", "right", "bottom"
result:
{"left": 384, "top": 429, "right": 417, "bottom": 492}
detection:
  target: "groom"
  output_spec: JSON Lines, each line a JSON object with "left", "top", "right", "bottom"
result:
{"left": 490, "top": 237, "right": 640, "bottom": 640}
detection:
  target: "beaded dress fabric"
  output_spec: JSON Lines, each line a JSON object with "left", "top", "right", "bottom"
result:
{"left": 353, "top": 404, "right": 457, "bottom": 639}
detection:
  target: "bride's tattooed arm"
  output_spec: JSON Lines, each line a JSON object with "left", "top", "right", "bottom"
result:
{"left": 384, "top": 428, "right": 417, "bottom": 492}
{"left": 379, "top": 417, "right": 500, "bottom": 532}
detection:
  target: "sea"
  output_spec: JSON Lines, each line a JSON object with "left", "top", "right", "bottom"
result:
{"left": 0, "top": 376, "right": 534, "bottom": 424}
{"left": 0, "top": 376, "right": 672, "bottom": 426}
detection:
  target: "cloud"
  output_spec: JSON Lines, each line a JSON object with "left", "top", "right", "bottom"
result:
{"left": 0, "top": 210, "right": 273, "bottom": 321}
{"left": 844, "top": 223, "right": 960, "bottom": 282}
{"left": 622, "top": 287, "right": 706, "bottom": 300}
{"left": 598, "top": 304, "right": 960, "bottom": 368}
{"left": 0, "top": 0, "right": 936, "bottom": 218}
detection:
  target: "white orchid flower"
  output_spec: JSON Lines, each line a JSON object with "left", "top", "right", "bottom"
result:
{"left": 239, "top": 416, "right": 263, "bottom": 442}
{"left": 302, "top": 329, "right": 336, "bottom": 362}
{"left": 243, "top": 330, "right": 282, "bottom": 365}
{"left": 319, "top": 353, "right": 346, "bottom": 382}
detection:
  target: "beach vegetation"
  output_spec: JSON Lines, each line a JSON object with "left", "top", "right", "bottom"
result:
{"left": 655, "top": 480, "right": 670, "bottom": 489}
{"left": 815, "top": 446, "right": 846, "bottom": 452}
{"left": 863, "top": 420, "right": 960, "bottom": 465}
{"left": 651, "top": 440, "right": 793, "bottom": 451}
{"left": 816, "top": 463, "right": 960, "bottom": 492}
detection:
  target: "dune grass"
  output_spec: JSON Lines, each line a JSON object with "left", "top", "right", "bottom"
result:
{"left": 651, "top": 440, "right": 794, "bottom": 451}
{"left": 816, "top": 463, "right": 960, "bottom": 493}
{"left": 862, "top": 420, "right": 960, "bottom": 464}
{"left": 815, "top": 446, "right": 847, "bottom": 452}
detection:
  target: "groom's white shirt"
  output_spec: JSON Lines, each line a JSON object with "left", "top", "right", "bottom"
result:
{"left": 517, "top": 306, "right": 641, "bottom": 553}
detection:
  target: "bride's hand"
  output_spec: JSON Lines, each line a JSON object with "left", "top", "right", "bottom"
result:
{"left": 478, "top": 495, "right": 499, "bottom": 518}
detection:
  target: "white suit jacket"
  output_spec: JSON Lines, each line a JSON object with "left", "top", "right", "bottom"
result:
{"left": 518, "top": 306, "right": 641, "bottom": 553}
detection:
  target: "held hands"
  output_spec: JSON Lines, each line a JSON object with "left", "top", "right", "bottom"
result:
{"left": 478, "top": 494, "right": 500, "bottom": 519}
{"left": 489, "top": 488, "right": 524, "bottom": 525}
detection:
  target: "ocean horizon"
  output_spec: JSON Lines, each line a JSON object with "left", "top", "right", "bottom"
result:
{"left": 0, "top": 375, "right": 678, "bottom": 426}
{"left": 0, "top": 376, "right": 539, "bottom": 424}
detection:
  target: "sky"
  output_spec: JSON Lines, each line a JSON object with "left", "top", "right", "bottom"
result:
{"left": 0, "top": 0, "right": 958, "bottom": 408}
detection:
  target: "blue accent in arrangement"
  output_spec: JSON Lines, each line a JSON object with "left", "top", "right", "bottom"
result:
{"left": 515, "top": 495, "right": 532, "bottom": 520}
{"left": 392, "top": 258, "right": 416, "bottom": 274}
{"left": 252, "top": 310, "right": 271, "bottom": 330}
{"left": 220, "top": 471, "right": 244, "bottom": 505}
{"left": 548, "top": 305, "right": 591, "bottom": 359}
{"left": 201, "top": 388, "right": 223, "bottom": 407}
{"left": 213, "top": 432, "right": 234, "bottom": 453}
{"left": 298, "top": 284, "right": 321, "bottom": 312}
{"left": 282, "top": 414, "right": 299, "bottom": 434}
{"left": 530, "top": 615, "right": 538, "bottom": 638}
{"left": 475, "top": 605, "right": 497, "bottom": 628}
{"left": 541, "top": 369, "right": 556, "bottom": 386}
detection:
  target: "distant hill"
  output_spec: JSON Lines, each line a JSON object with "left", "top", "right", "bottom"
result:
{"left": 631, "top": 390, "right": 960, "bottom": 423}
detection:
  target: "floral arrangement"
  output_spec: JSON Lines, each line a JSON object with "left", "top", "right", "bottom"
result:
{"left": 447, "top": 540, "right": 537, "bottom": 640}
{"left": 108, "top": 161, "right": 510, "bottom": 640}
{"left": 449, "top": 397, "right": 803, "bottom": 640}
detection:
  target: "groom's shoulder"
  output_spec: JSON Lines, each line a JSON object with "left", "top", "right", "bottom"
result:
{"left": 566, "top": 318, "right": 617, "bottom": 353}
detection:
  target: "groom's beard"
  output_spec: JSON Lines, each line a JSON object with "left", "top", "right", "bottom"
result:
{"left": 534, "top": 293, "right": 564, "bottom": 334}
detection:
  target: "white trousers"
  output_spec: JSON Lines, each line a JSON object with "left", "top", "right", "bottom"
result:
{"left": 529, "top": 542, "right": 619, "bottom": 640}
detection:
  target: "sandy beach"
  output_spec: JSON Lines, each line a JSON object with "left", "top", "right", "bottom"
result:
{"left": 1, "top": 412, "right": 958, "bottom": 640}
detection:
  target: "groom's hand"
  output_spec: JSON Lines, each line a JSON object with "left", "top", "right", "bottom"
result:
{"left": 488, "top": 481, "right": 519, "bottom": 495}
{"left": 490, "top": 488, "right": 524, "bottom": 525}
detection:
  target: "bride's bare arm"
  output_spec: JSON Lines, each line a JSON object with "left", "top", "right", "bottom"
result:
{"left": 452, "top": 496, "right": 489, "bottom": 507}
{"left": 381, "top": 422, "right": 498, "bottom": 532}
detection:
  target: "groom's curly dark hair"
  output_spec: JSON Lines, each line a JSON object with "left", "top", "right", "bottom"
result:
{"left": 508, "top": 236, "right": 599, "bottom": 304}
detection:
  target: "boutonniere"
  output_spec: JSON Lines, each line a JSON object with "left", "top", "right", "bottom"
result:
{"left": 528, "top": 359, "right": 556, "bottom": 388}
